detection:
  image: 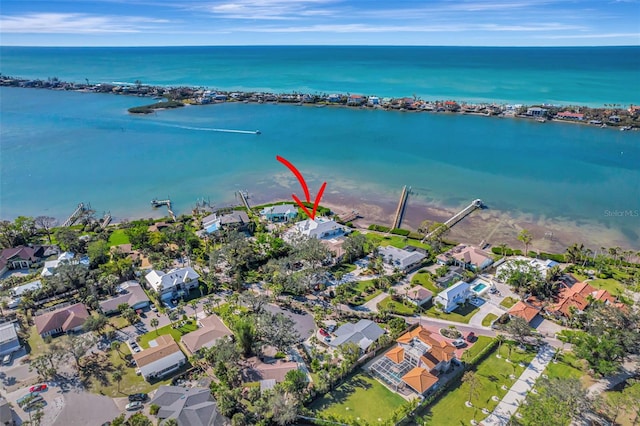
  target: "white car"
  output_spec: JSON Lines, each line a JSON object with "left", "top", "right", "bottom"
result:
{"left": 452, "top": 339, "right": 466, "bottom": 348}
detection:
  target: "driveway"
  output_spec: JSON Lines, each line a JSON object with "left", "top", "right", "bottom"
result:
{"left": 468, "top": 297, "right": 507, "bottom": 328}
{"left": 52, "top": 390, "right": 120, "bottom": 426}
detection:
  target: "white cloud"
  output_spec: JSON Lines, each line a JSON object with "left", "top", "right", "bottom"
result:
{"left": 0, "top": 13, "right": 169, "bottom": 34}
{"left": 196, "top": 0, "right": 338, "bottom": 20}
{"left": 536, "top": 32, "right": 640, "bottom": 39}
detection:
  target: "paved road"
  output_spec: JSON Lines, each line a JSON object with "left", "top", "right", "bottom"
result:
{"left": 482, "top": 344, "right": 555, "bottom": 426}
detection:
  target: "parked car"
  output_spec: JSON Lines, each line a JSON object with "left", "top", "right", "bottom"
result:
{"left": 125, "top": 401, "right": 143, "bottom": 411}
{"left": 489, "top": 287, "right": 499, "bottom": 294}
{"left": 2, "top": 353, "right": 12, "bottom": 365}
{"left": 318, "top": 329, "right": 329, "bottom": 337}
{"left": 323, "top": 336, "right": 331, "bottom": 343}
{"left": 465, "top": 332, "right": 476, "bottom": 342}
{"left": 452, "top": 339, "right": 466, "bottom": 348}
{"left": 29, "top": 384, "right": 48, "bottom": 393}
{"left": 327, "top": 325, "right": 337, "bottom": 333}
{"left": 150, "top": 304, "right": 157, "bottom": 312}
{"left": 17, "top": 393, "right": 43, "bottom": 408}
{"left": 128, "top": 393, "right": 148, "bottom": 402}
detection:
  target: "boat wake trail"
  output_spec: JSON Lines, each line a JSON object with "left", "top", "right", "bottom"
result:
{"left": 153, "top": 122, "right": 260, "bottom": 134}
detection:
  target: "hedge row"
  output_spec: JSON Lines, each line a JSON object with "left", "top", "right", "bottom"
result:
{"left": 390, "top": 228, "right": 410, "bottom": 236}
{"left": 368, "top": 224, "right": 390, "bottom": 232}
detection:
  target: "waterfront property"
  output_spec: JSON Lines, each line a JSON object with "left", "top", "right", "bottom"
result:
{"left": 150, "top": 385, "right": 228, "bottom": 426}
{"left": 98, "top": 281, "right": 150, "bottom": 315}
{"left": 41, "top": 251, "right": 89, "bottom": 277}
{"left": 199, "top": 211, "right": 251, "bottom": 235}
{"left": 433, "top": 281, "right": 471, "bottom": 313}
{"left": 328, "top": 319, "right": 385, "bottom": 353}
{"left": 0, "top": 245, "right": 53, "bottom": 276}
{"left": 370, "top": 326, "right": 456, "bottom": 396}
{"left": 180, "top": 314, "right": 233, "bottom": 357}
{"left": 0, "top": 322, "right": 20, "bottom": 357}
{"left": 437, "top": 245, "right": 494, "bottom": 272}
{"left": 286, "top": 218, "right": 350, "bottom": 241}
{"left": 33, "top": 303, "right": 90, "bottom": 338}
{"left": 259, "top": 204, "right": 297, "bottom": 222}
{"left": 133, "top": 334, "right": 187, "bottom": 381}
{"left": 496, "top": 256, "right": 559, "bottom": 279}
{"left": 549, "top": 281, "right": 622, "bottom": 318}
{"left": 145, "top": 267, "right": 200, "bottom": 302}
{"left": 377, "top": 246, "right": 427, "bottom": 272}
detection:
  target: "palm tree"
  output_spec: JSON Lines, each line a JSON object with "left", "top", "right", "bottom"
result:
{"left": 462, "top": 371, "right": 481, "bottom": 405}
{"left": 499, "top": 243, "right": 509, "bottom": 257}
{"left": 189, "top": 299, "right": 198, "bottom": 319}
{"left": 111, "top": 340, "right": 122, "bottom": 356}
{"left": 168, "top": 310, "right": 178, "bottom": 328}
{"left": 162, "top": 419, "right": 178, "bottom": 426}
{"left": 150, "top": 318, "right": 159, "bottom": 335}
{"left": 518, "top": 229, "right": 533, "bottom": 256}
{"left": 112, "top": 370, "right": 123, "bottom": 393}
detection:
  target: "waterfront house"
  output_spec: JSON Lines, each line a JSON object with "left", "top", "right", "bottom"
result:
{"left": 150, "top": 385, "right": 228, "bottom": 426}
{"left": 327, "top": 94, "right": 342, "bottom": 103}
{"left": 347, "top": 94, "right": 365, "bottom": 106}
{"left": 328, "top": 319, "right": 385, "bottom": 353}
{"left": 444, "top": 101, "right": 460, "bottom": 112}
{"left": 549, "top": 281, "right": 622, "bottom": 318}
{"left": 133, "top": 334, "right": 187, "bottom": 381}
{"left": 526, "top": 107, "right": 548, "bottom": 117}
{"left": 377, "top": 246, "right": 426, "bottom": 272}
{"left": 0, "top": 322, "right": 20, "bottom": 357}
{"left": 181, "top": 314, "right": 233, "bottom": 357}
{"left": 201, "top": 211, "right": 251, "bottom": 234}
{"left": 368, "top": 96, "right": 380, "bottom": 106}
{"left": 496, "top": 257, "right": 558, "bottom": 279}
{"left": 556, "top": 111, "right": 584, "bottom": 121}
{"left": 609, "top": 115, "right": 621, "bottom": 123}
{"left": 0, "top": 245, "right": 52, "bottom": 276}
{"left": 145, "top": 267, "right": 200, "bottom": 301}
{"left": 99, "top": 281, "right": 150, "bottom": 315}
{"left": 403, "top": 286, "right": 433, "bottom": 307}
{"left": 286, "top": 218, "right": 350, "bottom": 241}
{"left": 439, "top": 245, "right": 493, "bottom": 272}
{"left": 33, "top": 303, "right": 90, "bottom": 338}
{"left": 370, "top": 326, "right": 456, "bottom": 395}
{"left": 259, "top": 204, "right": 298, "bottom": 222}
{"left": 508, "top": 300, "right": 541, "bottom": 324}
{"left": 433, "top": 281, "right": 471, "bottom": 313}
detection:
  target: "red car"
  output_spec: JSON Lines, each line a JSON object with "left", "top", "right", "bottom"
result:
{"left": 318, "top": 329, "right": 329, "bottom": 337}
{"left": 29, "top": 384, "right": 47, "bottom": 393}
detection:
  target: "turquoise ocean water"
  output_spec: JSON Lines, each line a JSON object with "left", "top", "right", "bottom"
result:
{"left": 0, "top": 46, "right": 639, "bottom": 246}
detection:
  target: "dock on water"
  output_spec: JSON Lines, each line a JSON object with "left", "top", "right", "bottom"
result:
{"left": 62, "top": 203, "right": 87, "bottom": 227}
{"left": 151, "top": 198, "right": 176, "bottom": 221}
{"left": 392, "top": 185, "right": 411, "bottom": 229}
{"left": 237, "top": 190, "right": 252, "bottom": 212}
{"left": 100, "top": 212, "right": 112, "bottom": 229}
{"left": 422, "top": 198, "right": 483, "bottom": 242}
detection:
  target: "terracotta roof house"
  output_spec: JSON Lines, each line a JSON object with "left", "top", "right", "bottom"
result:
{"left": 556, "top": 111, "right": 584, "bottom": 120}
{"left": 508, "top": 301, "right": 541, "bottom": 324}
{"left": 109, "top": 244, "right": 140, "bottom": 262}
{"left": 33, "top": 303, "right": 90, "bottom": 338}
{"left": 327, "top": 319, "right": 385, "bottom": 353}
{"left": 99, "top": 282, "right": 150, "bottom": 314}
{"left": 370, "top": 326, "right": 456, "bottom": 395}
{"left": 347, "top": 94, "right": 366, "bottom": 106}
{"left": 549, "top": 281, "right": 620, "bottom": 318}
{"left": 150, "top": 385, "right": 228, "bottom": 426}
{"left": 377, "top": 246, "right": 427, "bottom": 272}
{"left": 403, "top": 285, "right": 433, "bottom": 307}
{"left": 133, "top": 334, "right": 186, "bottom": 381}
{"left": 181, "top": 314, "right": 233, "bottom": 356}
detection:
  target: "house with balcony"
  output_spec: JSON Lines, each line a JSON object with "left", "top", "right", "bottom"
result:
{"left": 145, "top": 267, "right": 200, "bottom": 302}
{"left": 133, "top": 335, "right": 186, "bottom": 381}
{"left": 433, "top": 280, "right": 471, "bottom": 313}
{"left": 260, "top": 204, "right": 298, "bottom": 222}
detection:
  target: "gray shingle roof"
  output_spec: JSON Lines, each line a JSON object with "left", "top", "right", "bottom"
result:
{"left": 329, "top": 319, "right": 385, "bottom": 351}
{"left": 151, "top": 386, "right": 227, "bottom": 426}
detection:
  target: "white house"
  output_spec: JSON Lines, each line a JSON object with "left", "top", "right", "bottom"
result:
{"left": 133, "top": 335, "right": 186, "bottom": 381}
{"left": 145, "top": 267, "right": 200, "bottom": 301}
{"left": 377, "top": 246, "right": 426, "bottom": 272}
{"left": 7, "top": 280, "right": 43, "bottom": 309}
{"left": 496, "top": 257, "right": 559, "bottom": 279}
{"left": 433, "top": 280, "right": 471, "bottom": 313}
{"left": 0, "top": 323, "right": 20, "bottom": 357}
{"left": 41, "top": 252, "right": 89, "bottom": 277}
{"left": 286, "top": 218, "right": 350, "bottom": 241}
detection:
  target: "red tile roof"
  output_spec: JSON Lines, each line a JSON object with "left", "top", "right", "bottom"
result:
{"left": 508, "top": 301, "right": 541, "bottom": 323}
{"left": 34, "top": 303, "right": 90, "bottom": 335}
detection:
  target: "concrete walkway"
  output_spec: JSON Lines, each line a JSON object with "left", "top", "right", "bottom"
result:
{"left": 360, "top": 292, "right": 390, "bottom": 312}
{"left": 482, "top": 344, "right": 555, "bottom": 426}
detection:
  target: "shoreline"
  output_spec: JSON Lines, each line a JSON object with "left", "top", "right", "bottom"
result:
{"left": 1, "top": 75, "right": 638, "bottom": 130}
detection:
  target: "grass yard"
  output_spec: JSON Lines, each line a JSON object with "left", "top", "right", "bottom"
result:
{"left": 419, "top": 343, "right": 537, "bottom": 425}
{"left": 544, "top": 351, "right": 584, "bottom": 380}
{"left": 25, "top": 326, "right": 48, "bottom": 358}
{"left": 332, "top": 263, "right": 357, "bottom": 274}
{"left": 481, "top": 313, "right": 499, "bottom": 327}
{"left": 461, "top": 336, "right": 494, "bottom": 363}
{"left": 588, "top": 278, "right": 625, "bottom": 296}
{"left": 88, "top": 346, "right": 175, "bottom": 397}
{"left": 364, "top": 233, "right": 431, "bottom": 251}
{"left": 138, "top": 321, "right": 198, "bottom": 349}
{"left": 499, "top": 297, "right": 518, "bottom": 309}
{"left": 108, "top": 229, "right": 130, "bottom": 247}
{"left": 310, "top": 372, "right": 404, "bottom": 424}
{"left": 108, "top": 316, "right": 130, "bottom": 330}
{"left": 425, "top": 303, "right": 479, "bottom": 324}
{"left": 411, "top": 270, "right": 440, "bottom": 294}
{"left": 377, "top": 296, "right": 416, "bottom": 316}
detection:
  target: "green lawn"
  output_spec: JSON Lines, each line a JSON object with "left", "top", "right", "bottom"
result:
{"left": 411, "top": 270, "right": 440, "bottom": 294}
{"left": 425, "top": 303, "right": 480, "bottom": 324}
{"left": 544, "top": 352, "right": 584, "bottom": 380}
{"left": 108, "top": 316, "right": 130, "bottom": 330}
{"left": 108, "top": 229, "right": 130, "bottom": 247}
{"left": 138, "top": 321, "right": 198, "bottom": 349}
{"left": 589, "top": 278, "right": 625, "bottom": 296}
{"left": 419, "top": 344, "right": 537, "bottom": 425}
{"left": 332, "top": 263, "right": 357, "bottom": 274}
{"left": 499, "top": 297, "right": 518, "bottom": 309}
{"left": 310, "top": 372, "right": 404, "bottom": 424}
{"left": 377, "top": 296, "right": 416, "bottom": 315}
{"left": 481, "top": 313, "right": 499, "bottom": 327}
{"left": 88, "top": 346, "right": 176, "bottom": 397}
{"left": 364, "top": 233, "right": 431, "bottom": 251}
{"left": 461, "top": 336, "right": 494, "bottom": 363}
{"left": 25, "top": 326, "right": 48, "bottom": 358}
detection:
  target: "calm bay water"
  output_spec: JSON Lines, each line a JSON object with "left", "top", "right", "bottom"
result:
{"left": 0, "top": 46, "right": 639, "bottom": 247}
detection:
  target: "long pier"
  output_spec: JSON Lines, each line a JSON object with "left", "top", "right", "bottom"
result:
{"left": 237, "top": 190, "right": 252, "bottom": 212}
{"left": 151, "top": 198, "right": 176, "bottom": 221}
{"left": 101, "top": 212, "right": 112, "bottom": 229}
{"left": 422, "top": 198, "right": 483, "bottom": 242}
{"left": 392, "top": 186, "right": 410, "bottom": 229}
{"left": 61, "top": 203, "right": 86, "bottom": 227}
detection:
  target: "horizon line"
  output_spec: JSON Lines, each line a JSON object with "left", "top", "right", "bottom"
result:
{"left": 2, "top": 44, "right": 639, "bottom": 49}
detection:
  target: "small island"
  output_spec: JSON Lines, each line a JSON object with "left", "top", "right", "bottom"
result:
{"left": 127, "top": 100, "right": 184, "bottom": 114}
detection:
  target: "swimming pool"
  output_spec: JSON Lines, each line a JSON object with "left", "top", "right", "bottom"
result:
{"left": 472, "top": 283, "right": 487, "bottom": 293}
{"left": 470, "top": 278, "right": 491, "bottom": 296}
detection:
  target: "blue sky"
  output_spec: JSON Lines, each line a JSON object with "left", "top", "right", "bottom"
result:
{"left": 1, "top": 0, "right": 638, "bottom": 46}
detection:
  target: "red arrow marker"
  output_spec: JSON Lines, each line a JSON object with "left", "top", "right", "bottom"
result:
{"left": 276, "top": 155, "right": 327, "bottom": 220}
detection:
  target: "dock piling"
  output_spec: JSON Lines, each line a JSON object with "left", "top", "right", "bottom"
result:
{"left": 422, "top": 198, "right": 483, "bottom": 242}
{"left": 392, "top": 186, "right": 410, "bottom": 230}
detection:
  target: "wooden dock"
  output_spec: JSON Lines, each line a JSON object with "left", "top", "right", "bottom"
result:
{"left": 61, "top": 203, "right": 86, "bottom": 227}
{"left": 392, "top": 186, "right": 410, "bottom": 229}
{"left": 422, "top": 198, "right": 483, "bottom": 242}
{"left": 337, "top": 210, "right": 359, "bottom": 223}
{"left": 151, "top": 198, "right": 176, "bottom": 221}
{"left": 237, "top": 190, "right": 251, "bottom": 212}
{"left": 100, "top": 212, "right": 112, "bottom": 229}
